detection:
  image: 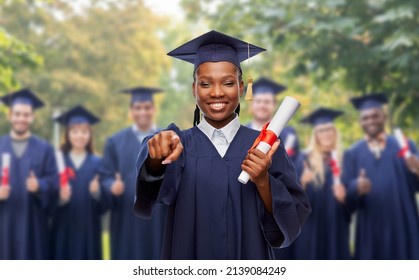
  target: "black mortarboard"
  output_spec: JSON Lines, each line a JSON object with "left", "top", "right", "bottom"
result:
{"left": 350, "top": 93, "right": 388, "bottom": 111}
{"left": 54, "top": 105, "right": 100, "bottom": 126}
{"left": 252, "top": 77, "right": 287, "bottom": 96}
{"left": 167, "top": 30, "right": 265, "bottom": 72}
{"left": 120, "top": 86, "right": 163, "bottom": 104}
{"left": 0, "top": 88, "right": 44, "bottom": 110}
{"left": 301, "top": 107, "right": 343, "bottom": 126}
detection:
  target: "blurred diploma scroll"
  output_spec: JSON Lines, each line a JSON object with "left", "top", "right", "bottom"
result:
{"left": 394, "top": 128, "right": 411, "bottom": 159}
{"left": 1, "top": 153, "right": 11, "bottom": 188}
{"left": 331, "top": 150, "right": 341, "bottom": 185}
{"left": 284, "top": 133, "right": 296, "bottom": 156}
{"left": 55, "top": 150, "right": 68, "bottom": 188}
{"left": 238, "top": 96, "right": 301, "bottom": 184}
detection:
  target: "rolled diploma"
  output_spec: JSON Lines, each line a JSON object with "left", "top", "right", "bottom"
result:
{"left": 238, "top": 96, "right": 301, "bottom": 184}
{"left": 2, "top": 153, "right": 11, "bottom": 187}
{"left": 55, "top": 151, "right": 67, "bottom": 187}
{"left": 394, "top": 128, "right": 411, "bottom": 159}
{"left": 284, "top": 134, "right": 296, "bottom": 154}
{"left": 331, "top": 150, "right": 341, "bottom": 185}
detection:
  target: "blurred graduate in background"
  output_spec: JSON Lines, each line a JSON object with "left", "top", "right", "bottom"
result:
{"left": 342, "top": 93, "right": 419, "bottom": 259}
{"left": 290, "top": 108, "right": 351, "bottom": 260}
{"left": 245, "top": 77, "right": 301, "bottom": 165}
{"left": 50, "top": 105, "right": 107, "bottom": 259}
{"left": 0, "top": 89, "right": 58, "bottom": 259}
{"left": 244, "top": 77, "right": 304, "bottom": 260}
{"left": 99, "top": 87, "right": 166, "bottom": 260}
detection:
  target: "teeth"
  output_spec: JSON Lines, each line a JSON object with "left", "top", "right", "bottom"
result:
{"left": 210, "top": 103, "right": 226, "bottom": 108}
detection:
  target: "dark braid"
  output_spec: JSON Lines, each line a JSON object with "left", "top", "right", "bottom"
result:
{"left": 193, "top": 105, "right": 201, "bottom": 126}
{"left": 235, "top": 103, "right": 240, "bottom": 116}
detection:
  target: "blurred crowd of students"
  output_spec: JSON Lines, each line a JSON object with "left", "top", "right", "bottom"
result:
{"left": 0, "top": 78, "right": 418, "bottom": 260}
{"left": 0, "top": 87, "right": 166, "bottom": 260}
{"left": 247, "top": 77, "right": 419, "bottom": 260}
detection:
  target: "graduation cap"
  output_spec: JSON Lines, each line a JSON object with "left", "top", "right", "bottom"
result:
{"left": 167, "top": 30, "right": 266, "bottom": 72}
{"left": 301, "top": 107, "right": 344, "bottom": 126}
{"left": 0, "top": 88, "right": 44, "bottom": 110}
{"left": 252, "top": 77, "right": 287, "bottom": 96}
{"left": 54, "top": 105, "right": 100, "bottom": 126}
{"left": 120, "top": 86, "right": 163, "bottom": 103}
{"left": 350, "top": 93, "right": 388, "bottom": 111}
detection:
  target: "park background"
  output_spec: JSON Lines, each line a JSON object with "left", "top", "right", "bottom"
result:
{"left": 1, "top": 0, "right": 418, "bottom": 259}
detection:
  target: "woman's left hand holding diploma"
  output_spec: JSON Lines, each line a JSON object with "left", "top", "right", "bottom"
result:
{"left": 241, "top": 140, "right": 280, "bottom": 214}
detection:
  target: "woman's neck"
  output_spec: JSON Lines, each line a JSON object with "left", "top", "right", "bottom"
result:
{"left": 70, "top": 148, "right": 87, "bottom": 155}
{"left": 203, "top": 113, "right": 236, "bottom": 129}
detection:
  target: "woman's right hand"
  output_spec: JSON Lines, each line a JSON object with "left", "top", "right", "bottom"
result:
{"left": 147, "top": 130, "right": 183, "bottom": 164}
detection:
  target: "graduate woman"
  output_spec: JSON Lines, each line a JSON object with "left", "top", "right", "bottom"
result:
{"left": 134, "top": 31, "right": 311, "bottom": 260}
{"left": 292, "top": 108, "right": 350, "bottom": 260}
{"left": 50, "top": 105, "right": 106, "bottom": 260}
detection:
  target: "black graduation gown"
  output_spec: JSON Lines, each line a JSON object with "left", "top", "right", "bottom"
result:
{"left": 134, "top": 124, "right": 311, "bottom": 260}
{"left": 99, "top": 127, "right": 166, "bottom": 260}
{"left": 289, "top": 154, "right": 351, "bottom": 259}
{"left": 50, "top": 154, "right": 107, "bottom": 259}
{"left": 342, "top": 136, "right": 419, "bottom": 259}
{"left": 0, "top": 135, "right": 58, "bottom": 259}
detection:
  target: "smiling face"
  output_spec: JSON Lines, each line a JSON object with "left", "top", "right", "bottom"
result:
{"left": 315, "top": 123, "right": 337, "bottom": 152}
{"left": 130, "top": 101, "right": 155, "bottom": 130}
{"left": 359, "top": 107, "right": 386, "bottom": 138}
{"left": 8, "top": 104, "right": 34, "bottom": 136}
{"left": 68, "top": 123, "right": 92, "bottom": 151}
{"left": 251, "top": 93, "right": 276, "bottom": 123}
{"left": 192, "top": 61, "right": 244, "bottom": 129}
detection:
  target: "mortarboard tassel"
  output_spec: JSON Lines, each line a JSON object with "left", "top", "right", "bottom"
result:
{"left": 244, "top": 75, "right": 253, "bottom": 101}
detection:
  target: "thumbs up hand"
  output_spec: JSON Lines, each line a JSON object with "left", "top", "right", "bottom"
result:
{"left": 110, "top": 173, "right": 124, "bottom": 196}
{"left": 300, "top": 161, "right": 315, "bottom": 190}
{"left": 357, "top": 168, "right": 371, "bottom": 196}
{"left": 0, "top": 187, "right": 10, "bottom": 201}
{"left": 26, "top": 171, "right": 40, "bottom": 193}
{"left": 59, "top": 185, "right": 72, "bottom": 205}
{"left": 89, "top": 175, "right": 100, "bottom": 195}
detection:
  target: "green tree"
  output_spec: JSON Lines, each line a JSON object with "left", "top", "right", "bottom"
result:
{"left": 1, "top": 0, "right": 171, "bottom": 151}
{"left": 182, "top": 0, "right": 419, "bottom": 142}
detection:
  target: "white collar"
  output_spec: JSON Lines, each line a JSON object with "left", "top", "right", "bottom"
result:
{"left": 198, "top": 114, "right": 241, "bottom": 143}
{"left": 132, "top": 124, "right": 157, "bottom": 134}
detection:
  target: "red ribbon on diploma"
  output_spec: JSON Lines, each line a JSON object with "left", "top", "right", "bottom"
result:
{"left": 397, "top": 137, "right": 410, "bottom": 158}
{"left": 248, "top": 122, "right": 278, "bottom": 152}
{"left": 1, "top": 167, "right": 9, "bottom": 187}
{"left": 60, "top": 167, "right": 75, "bottom": 188}
{"left": 330, "top": 159, "right": 340, "bottom": 176}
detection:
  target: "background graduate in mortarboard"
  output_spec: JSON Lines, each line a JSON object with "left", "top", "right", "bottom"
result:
{"left": 0, "top": 88, "right": 58, "bottom": 260}
{"left": 342, "top": 93, "right": 419, "bottom": 260}
{"left": 99, "top": 87, "right": 166, "bottom": 260}
{"left": 134, "top": 30, "right": 311, "bottom": 260}
{"left": 50, "top": 105, "right": 107, "bottom": 259}
{"left": 284, "top": 107, "right": 351, "bottom": 260}
{"left": 245, "top": 77, "right": 301, "bottom": 164}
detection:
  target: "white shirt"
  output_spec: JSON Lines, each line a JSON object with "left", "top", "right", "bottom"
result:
{"left": 197, "top": 114, "right": 241, "bottom": 157}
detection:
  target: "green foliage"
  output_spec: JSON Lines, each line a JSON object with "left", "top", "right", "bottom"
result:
{"left": 1, "top": 0, "right": 171, "bottom": 151}
{"left": 181, "top": 0, "right": 419, "bottom": 143}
